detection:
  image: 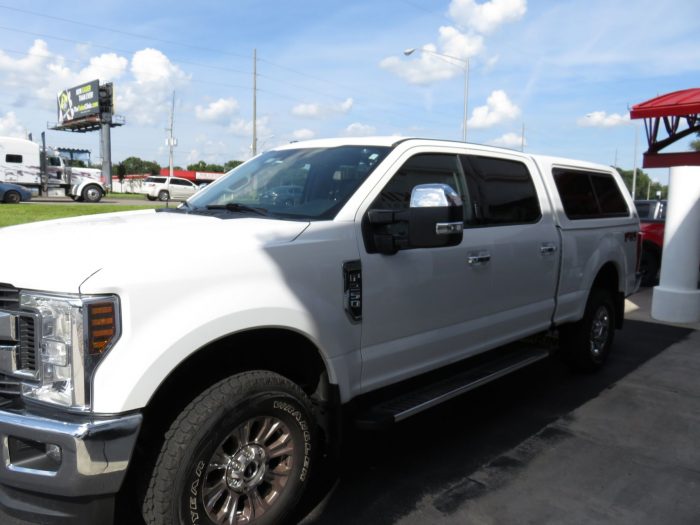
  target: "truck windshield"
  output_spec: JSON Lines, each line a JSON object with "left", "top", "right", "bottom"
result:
{"left": 187, "top": 145, "right": 390, "bottom": 220}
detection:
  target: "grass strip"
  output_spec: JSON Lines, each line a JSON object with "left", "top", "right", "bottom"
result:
{"left": 0, "top": 203, "right": 161, "bottom": 228}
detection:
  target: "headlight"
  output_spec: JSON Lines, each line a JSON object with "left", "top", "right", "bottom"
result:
{"left": 19, "top": 291, "right": 120, "bottom": 411}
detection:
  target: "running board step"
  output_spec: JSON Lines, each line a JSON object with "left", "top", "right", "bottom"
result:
{"left": 355, "top": 346, "right": 550, "bottom": 428}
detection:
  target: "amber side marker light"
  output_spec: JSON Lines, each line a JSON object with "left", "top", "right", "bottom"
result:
{"left": 88, "top": 302, "right": 116, "bottom": 355}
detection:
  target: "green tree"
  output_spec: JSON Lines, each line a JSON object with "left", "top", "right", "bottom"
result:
{"left": 691, "top": 132, "right": 700, "bottom": 152}
{"left": 187, "top": 161, "right": 229, "bottom": 173}
{"left": 120, "top": 156, "right": 161, "bottom": 175}
{"left": 615, "top": 167, "right": 666, "bottom": 200}
{"left": 224, "top": 160, "right": 243, "bottom": 172}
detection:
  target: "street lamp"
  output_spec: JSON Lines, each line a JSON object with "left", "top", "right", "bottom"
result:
{"left": 403, "top": 47, "right": 470, "bottom": 142}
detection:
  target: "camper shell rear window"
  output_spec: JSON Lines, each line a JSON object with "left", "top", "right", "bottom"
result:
{"left": 553, "top": 168, "right": 629, "bottom": 220}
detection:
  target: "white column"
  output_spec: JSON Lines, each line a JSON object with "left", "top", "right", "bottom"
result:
{"left": 651, "top": 165, "right": 700, "bottom": 323}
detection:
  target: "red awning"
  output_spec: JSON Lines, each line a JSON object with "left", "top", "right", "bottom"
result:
{"left": 630, "top": 88, "right": 700, "bottom": 119}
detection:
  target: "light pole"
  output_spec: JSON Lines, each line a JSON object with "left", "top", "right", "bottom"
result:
{"left": 404, "top": 47, "right": 470, "bottom": 142}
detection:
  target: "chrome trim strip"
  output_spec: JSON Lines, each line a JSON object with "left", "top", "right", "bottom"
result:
{"left": 0, "top": 345, "right": 18, "bottom": 374}
{"left": 393, "top": 351, "right": 549, "bottom": 422}
{"left": 0, "top": 312, "right": 17, "bottom": 342}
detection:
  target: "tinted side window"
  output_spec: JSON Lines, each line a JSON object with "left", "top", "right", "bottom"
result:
{"left": 372, "top": 154, "right": 467, "bottom": 214}
{"left": 554, "top": 168, "right": 628, "bottom": 219}
{"left": 6, "top": 154, "right": 22, "bottom": 163}
{"left": 459, "top": 155, "right": 541, "bottom": 225}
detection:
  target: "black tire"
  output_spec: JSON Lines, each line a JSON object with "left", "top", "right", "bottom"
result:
{"left": 3, "top": 191, "right": 20, "bottom": 204}
{"left": 143, "top": 371, "right": 316, "bottom": 525}
{"left": 82, "top": 185, "right": 103, "bottom": 203}
{"left": 559, "top": 288, "right": 616, "bottom": 372}
{"left": 640, "top": 249, "right": 660, "bottom": 287}
{"left": 158, "top": 190, "right": 169, "bottom": 201}
{"left": 147, "top": 195, "right": 157, "bottom": 201}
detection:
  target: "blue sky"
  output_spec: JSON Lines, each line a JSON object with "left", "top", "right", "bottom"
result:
{"left": 0, "top": 0, "right": 698, "bottom": 184}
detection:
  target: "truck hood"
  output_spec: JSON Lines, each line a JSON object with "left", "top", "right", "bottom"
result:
{"left": 0, "top": 210, "right": 309, "bottom": 293}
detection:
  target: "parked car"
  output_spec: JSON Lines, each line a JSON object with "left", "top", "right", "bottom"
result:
{"left": 0, "top": 182, "right": 32, "bottom": 203}
{"left": 634, "top": 199, "right": 666, "bottom": 286}
{"left": 141, "top": 176, "right": 200, "bottom": 201}
{"left": 259, "top": 184, "right": 303, "bottom": 207}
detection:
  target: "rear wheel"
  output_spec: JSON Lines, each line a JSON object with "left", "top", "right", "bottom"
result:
{"left": 559, "top": 288, "right": 616, "bottom": 372}
{"left": 146, "top": 195, "right": 157, "bottom": 201}
{"left": 142, "top": 371, "right": 316, "bottom": 525}
{"left": 158, "top": 190, "right": 169, "bottom": 201}
{"left": 3, "top": 191, "right": 20, "bottom": 204}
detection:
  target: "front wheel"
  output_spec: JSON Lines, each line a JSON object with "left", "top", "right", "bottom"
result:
{"left": 82, "top": 185, "right": 103, "bottom": 203}
{"left": 143, "top": 371, "right": 316, "bottom": 525}
{"left": 559, "top": 288, "right": 616, "bottom": 372}
{"left": 158, "top": 190, "right": 169, "bottom": 201}
{"left": 146, "top": 195, "right": 157, "bottom": 201}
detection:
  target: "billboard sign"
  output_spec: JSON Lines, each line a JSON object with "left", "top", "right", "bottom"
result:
{"left": 57, "top": 80, "right": 100, "bottom": 125}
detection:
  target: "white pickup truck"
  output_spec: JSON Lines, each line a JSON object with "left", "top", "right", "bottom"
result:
{"left": 0, "top": 137, "right": 640, "bottom": 524}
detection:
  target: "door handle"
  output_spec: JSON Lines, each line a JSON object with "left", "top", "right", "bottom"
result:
{"left": 468, "top": 253, "right": 491, "bottom": 265}
{"left": 540, "top": 243, "right": 557, "bottom": 255}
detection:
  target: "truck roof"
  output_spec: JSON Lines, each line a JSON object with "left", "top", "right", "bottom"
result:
{"left": 273, "top": 136, "right": 617, "bottom": 174}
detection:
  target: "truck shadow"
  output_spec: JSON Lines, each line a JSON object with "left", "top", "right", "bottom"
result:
{"left": 300, "top": 320, "right": 693, "bottom": 525}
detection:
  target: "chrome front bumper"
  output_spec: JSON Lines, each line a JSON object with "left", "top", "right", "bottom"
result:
{"left": 0, "top": 408, "right": 142, "bottom": 497}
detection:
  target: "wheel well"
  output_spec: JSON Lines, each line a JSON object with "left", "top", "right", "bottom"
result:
{"left": 137, "top": 327, "right": 330, "bottom": 450}
{"left": 591, "top": 262, "right": 623, "bottom": 329}
{"left": 642, "top": 240, "right": 662, "bottom": 258}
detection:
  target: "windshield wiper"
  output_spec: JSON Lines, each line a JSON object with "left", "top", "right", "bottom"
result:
{"left": 205, "top": 203, "right": 268, "bottom": 216}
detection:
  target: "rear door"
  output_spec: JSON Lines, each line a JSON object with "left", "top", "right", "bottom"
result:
{"left": 459, "top": 153, "right": 560, "bottom": 339}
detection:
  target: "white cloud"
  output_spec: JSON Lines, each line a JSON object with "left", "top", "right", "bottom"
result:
{"left": 380, "top": 31, "right": 482, "bottom": 86}
{"left": 130, "top": 48, "right": 189, "bottom": 85}
{"left": 448, "top": 0, "right": 527, "bottom": 34}
{"left": 291, "top": 98, "right": 353, "bottom": 118}
{"left": 186, "top": 149, "right": 200, "bottom": 164}
{"left": 195, "top": 98, "right": 240, "bottom": 124}
{"left": 78, "top": 53, "right": 129, "bottom": 84}
{"left": 0, "top": 112, "right": 26, "bottom": 138}
{"left": 343, "top": 122, "right": 376, "bottom": 137}
{"left": 491, "top": 132, "right": 525, "bottom": 148}
{"left": 229, "top": 116, "right": 272, "bottom": 140}
{"left": 292, "top": 128, "right": 315, "bottom": 141}
{"left": 117, "top": 49, "right": 191, "bottom": 125}
{"left": 468, "top": 89, "right": 520, "bottom": 129}
{"left": 577, "top": 111, "right": 630, "bottom": 127}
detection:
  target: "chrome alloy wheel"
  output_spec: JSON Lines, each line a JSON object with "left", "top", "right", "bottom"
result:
{"left": 201, "top": 416, "right": 295, "bottom": 524}
{"left": 589, "top": 305, "right": 610, "bottom": 358}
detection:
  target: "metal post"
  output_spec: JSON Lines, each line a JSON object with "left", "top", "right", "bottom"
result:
{"left": 252, "top": 48, "right": 257, "bottom": 156}
{"left": 40, "top": 132, "right": 47, "bottom": 195}
{"left": 100, "top": 122, "right": 112, "bottom": 191}
{"left": 462, "top": 60, "right": 469, "bottom": 142}
{"left": 631, "top": 124, "right": 638, "bottom": 199}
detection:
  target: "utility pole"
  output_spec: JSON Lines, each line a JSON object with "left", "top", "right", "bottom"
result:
{"left": 167, "top": 91, "right": 176, "bottom": 178}
{"left": 165, "top": 91, "right": 176, "bottom": 206}
{"left": 252, "top": 48, "right": 257, "bottom": 156}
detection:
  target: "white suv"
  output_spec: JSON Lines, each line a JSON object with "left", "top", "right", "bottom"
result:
{"left": 142, "top": 176, "right": 199, "bottom": 201}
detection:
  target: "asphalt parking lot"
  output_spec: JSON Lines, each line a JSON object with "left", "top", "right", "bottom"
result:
{"left": 2, "top": 289, "right": 699, "bottom": 524}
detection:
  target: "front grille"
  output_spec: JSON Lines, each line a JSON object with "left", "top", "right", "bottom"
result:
{"left": 0, "top": 373, "right": 21, "bottom": 396}
{"left": 0, "top": 285, "right": 38, "bottom": 397}
{"left": 0, "top": 284, "right": 19, "bottom": 311}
